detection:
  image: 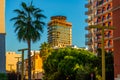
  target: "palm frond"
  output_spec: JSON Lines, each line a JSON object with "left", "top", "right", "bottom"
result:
{"left": 10, "top": 17, "right": 20, "bottom": 21}
{"left": 35, "top": 14, "right": 46, "bottom": 20}
{"left": 22, "top": 2, "right": 29, "bottom": 12}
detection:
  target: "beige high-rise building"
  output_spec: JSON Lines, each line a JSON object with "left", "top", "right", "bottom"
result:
{"left": 0, "top": 0, "right": 6, "bottom": 73}
{"left": 48, "top": 16, "right": 72, "bottom": 48}
{"left": 6, "top": 52, "right": 21, "bottom": 72}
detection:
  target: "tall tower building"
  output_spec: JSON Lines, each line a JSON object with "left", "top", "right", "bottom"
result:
{"left": 0, "top": 0, "right": 6, "bottom": 73}
{"left": 48, "top": 16, "right": 72, "bottom": 48}
{"left": 85, "top": 0, "right": 113, "bottom": 53}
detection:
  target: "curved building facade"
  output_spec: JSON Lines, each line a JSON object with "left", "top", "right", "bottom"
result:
{"left": 48, "top": 16, "right": 72, "bottom": 48}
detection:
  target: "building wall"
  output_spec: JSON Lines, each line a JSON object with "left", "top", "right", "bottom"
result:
{"left": 85, "top": 0, "right": 113, "bottom": 53}
{"left": 86, "top": 0, "right": 120, "bottom": 79}
{"left": 24, "top": 51, "right": 43, "bottom": 79}
{"left": 0, "top": 0, "right": 6, "bottom": 73}
{"left": 48, "top": 16, "right": 72, "bottom": 48}
{"left": 6, "top": 52, "right": 21, "bottom": 72}
{"left": 0, "top": 0, "right": 5, "bottom": 33}
{"left": 0, "top": 34, "right": 6, "bottom": 73}
{"left": 113, "top": 0, "right": 120, "bottom": 78}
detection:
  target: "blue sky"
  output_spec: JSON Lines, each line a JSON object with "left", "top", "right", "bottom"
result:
{"left": 6, "top": 0, "right": 88, "bottom": 53}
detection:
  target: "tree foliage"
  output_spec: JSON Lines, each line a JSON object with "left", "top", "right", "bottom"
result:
{"left": 43, "top": 48, "right": 98, "bottom": 80}
{"left": 40, "top": 42, "right": 52, "bottom": 61}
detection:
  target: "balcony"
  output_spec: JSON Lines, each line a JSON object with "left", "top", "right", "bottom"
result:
{"left": 105, "top": 45, "right": 113, "bottom": 49}
{"left": 85, "top": 26, "right": 90, "bottom": 30}
{"left": 85, "top": 40, "right": 92, "bottom": 45}
{"left": 85, "top": 2, "right": 92, "bottom": 8}
{"left": 96, "top": 0, "right": 112, "bottom": 8}
{"left": 85, "top": 10, "right": 92, "bottom": 15}
{"left": 85, "top": 18, "right": 92, "bottom": 23}
{"left": 95, "top": 8, "right": 112, "bottom": 17}
{"left": 85, "top": 33, "right": 92, "bottom": 38}
{"left": 88, "top": 48, "right": 93, "bottom": 52}
{"left": 94, "top": 38, "right": 101, "bottom": 43}
{"left": 104, "top": 35, "right": 113, "bottom": 40}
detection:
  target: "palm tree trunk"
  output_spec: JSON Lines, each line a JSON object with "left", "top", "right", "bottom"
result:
{"left": 27, "top": 40, "right": 31, "bottom": 80}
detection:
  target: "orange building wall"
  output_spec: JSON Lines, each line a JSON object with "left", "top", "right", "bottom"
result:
{"left": 0, "top": 0, "right": 5, "bottom": 33}
{"left": 6, "top": 52, "right": 21, "bottom": 72}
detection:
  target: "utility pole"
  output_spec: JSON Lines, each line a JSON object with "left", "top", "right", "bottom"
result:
{"left": 33, "top": 51, "right": 36, "bottom": 80}
{"left": 18, "top": 48, "right": 28, "bottom": 80}
{"left": 88, "top": 25, "right": 115, "bottom": 80}
{"left": 15, "top": 57, "right": 21, "bottom": 80}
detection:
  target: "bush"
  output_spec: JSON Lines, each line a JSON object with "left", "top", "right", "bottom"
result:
{"left": 0, "top": 73, "right": 8, "bottom": 80}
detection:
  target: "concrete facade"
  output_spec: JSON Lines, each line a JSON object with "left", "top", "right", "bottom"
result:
{"left": 0, "top": 0, "right": 6, "bottom": 73}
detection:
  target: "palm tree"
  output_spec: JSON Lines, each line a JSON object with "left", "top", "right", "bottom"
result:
{"left": 40, "top": 42, "right": 52, "bottom": 61}
{"left": 11, "top": 2, "right": 46, "bottom": 80}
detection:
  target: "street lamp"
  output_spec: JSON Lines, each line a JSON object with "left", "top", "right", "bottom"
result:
{"left": 18, "top": 48, "right": 28, "bottom": 80}
{"left": 88, "top": 25, "right": 115, "bottom": 80}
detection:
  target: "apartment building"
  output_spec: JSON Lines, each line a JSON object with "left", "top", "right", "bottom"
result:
{"left": 86, "top": 0, "right": 120, "bottom": 79}
{"left": 85, "top": 0, "right": 113, "bottom": 53}
{"left": 112, "top": 0, "right": 120, "bottom": 79}
{"left": 0, "top": 0, "right": 6, "bottom": 73}
{"left": 48, "top": 16, "right": 72, "bottom": 48}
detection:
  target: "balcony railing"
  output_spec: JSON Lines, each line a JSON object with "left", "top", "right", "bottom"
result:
{"left": 88, "top": 48, "right": 93, "bottom": 52}
{"left": 85, "top": 9, "right": 92, "bottom": 15}
{"left": 85, "top": 2, "right": 92, "bottom": 8}
{"left": 85, "top": 26, "right": 90, "bottom": 30}
{"left": 85, "top": 40, "right": 92, "bottom": 45}
{"left": 96, "top": 17, "right": 112, "bottom": 25}
{"left": 94, "top": 38, "right": 101, "bottom": 43}
{"left": 95, "top": 8, "right": 112, "bottom": 17}
{"left": 105, "top": 45, "right": 113, "bottom": 49}
{"left": 104, "top": 35, "right": 113, "bottom": 40}
{"left": 96, "top": 0, "right": 112, "bottom": 8}
{"left": 85, "top": 33, "right": 92, "bottom": 38}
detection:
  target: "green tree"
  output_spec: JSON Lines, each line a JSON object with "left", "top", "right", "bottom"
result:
{"left": 43, "top": 48, "right": 98, "bottom": 80}
{"left": 11, "top": 2, "right": 46, "bottom": 80}
{"left": 40, "top": 42, "right": 52, "bottom": 61}
{"left": 96, "top": 48, "right": 114, "bottom": 80}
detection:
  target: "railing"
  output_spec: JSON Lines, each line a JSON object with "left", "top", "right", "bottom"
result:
{"left": 96, "top": 0, "right": 112, "bottom": 8}
{"left": 85, "top": 18, "right": 92, "bottom": 23}
{"left": 85, "top": 9, "right": 92, "bottom": 15}
{"left": 95, "top": 8, "right": 112, "bottom": 17}
{"left": 85, "top": 40, "right": 92, "bottom": 45}
{"left": 85, "top": 26, "right": 90, "bottom": 30}
{"left": 85, "top": 33, "right": 92, "bottom": 38}
{"left": 105, "top": 45, "right": 113, "bottom": 49}
{"left": 85, "top": 2, "right": 92, "bottom": 8}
